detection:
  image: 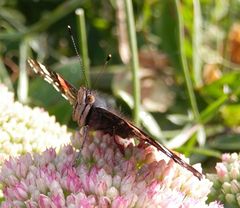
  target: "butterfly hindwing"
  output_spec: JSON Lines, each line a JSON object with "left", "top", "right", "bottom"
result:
{"left": 88, "top": 107, "right": 202, "bottom": 180}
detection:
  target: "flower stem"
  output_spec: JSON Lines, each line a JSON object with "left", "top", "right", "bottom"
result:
{"left": 175, "top": 0, "right": 200, "bottom": 121}
{"left": 124, "top": 0, "right": 140, "bottom": 126}
{"left": 76, "top": 8, "right": 90, "bottom": 87}
{"left": 193, "top": 0, "right": 203, "bottom": 87}
{"left": 17, "top": 38, "right": 29, "bottom": 103}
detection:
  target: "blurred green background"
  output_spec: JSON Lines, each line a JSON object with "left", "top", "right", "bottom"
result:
{"left": 1, "top": 0, "right": 240, "bottom": 171}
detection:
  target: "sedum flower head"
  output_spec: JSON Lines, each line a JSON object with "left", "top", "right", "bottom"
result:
{"left": 208, "top": 152, "right": 240, "bottom": 207}
{"left": 0, "top": 84, "right": 71, "bottom": 163}
{"left": 0, "top": 130, "right": 222, "bottom": 207}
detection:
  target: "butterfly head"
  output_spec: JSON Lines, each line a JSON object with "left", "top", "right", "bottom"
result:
{"left": 86, "top": 93, "right": 95, "bottom": 105}
{"left": 72, "top": 87, "right": 95, "bottom": 127}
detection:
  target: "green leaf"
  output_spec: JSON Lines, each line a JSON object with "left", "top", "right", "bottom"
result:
{"left": 167, "top": 124, "right": 199, "bottom": 149}
{"left": 200, "top": 94, "right": 228, "bottom": 124}
{"left": 201, "top": 72, "right": 240, "bottom": 101}
{"left": 178, "top": 146, "right": 221, "bottom": 158}
{"left": 209, "top": 134, "right": 240, "bottom": 151}
{"left": 221, "top": 104, "right": 240, "bottom": 126}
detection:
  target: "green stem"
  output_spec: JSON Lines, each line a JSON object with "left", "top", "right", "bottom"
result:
{"left": 75, "top": 8, "right": 90, "bottom": 87}
{"left": 124, "top": 0, "right": 140, "bottom": 125}
{"left": 175, "top": 0, "right": 200, "bottom": 121}
{"left": 0, "top": 57, "right": 13, "bottom": 90}
{"left": 193, "top": 0, "right": 203, "bottom": 87}
{"left": 17, "top": 38, "right": 29, "bottom": 103}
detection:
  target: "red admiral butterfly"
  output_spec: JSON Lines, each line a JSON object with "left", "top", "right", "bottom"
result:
{"left": 28, "top": 59, "right": 202, "bottom": 180}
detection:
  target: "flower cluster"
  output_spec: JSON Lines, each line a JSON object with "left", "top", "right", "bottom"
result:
{"left": 208, "top": 152, "right": 240, "bottom": 207}
{"left": 0, "top": 130, "right": 222, "bottom": 207}
{"left": 0, "top": 85, "right": 71, "bottom": 163}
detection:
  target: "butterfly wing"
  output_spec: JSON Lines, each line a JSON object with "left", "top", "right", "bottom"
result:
{"left": 28, "top": 59, "right": 78, "bottom": 105}
{"left": 89, "top": 107, "right": 202, "bottom": 180}
{"left": 127, "top": 123, "right": 203, "bottom": 180}
{"left": 87, "top": 107, "right": 134, "bottom": 138}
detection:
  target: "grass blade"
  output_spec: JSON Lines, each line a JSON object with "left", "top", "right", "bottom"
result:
{"left": 124, "top": 0, "right": 141, "bottom": 125}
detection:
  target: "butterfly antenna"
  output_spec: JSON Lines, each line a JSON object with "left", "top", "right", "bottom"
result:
{"left": 67, "top": 25, "right": 89, "bottom": 88}
{"left": 92, "top": 54, "right": 112, "bottom": 89}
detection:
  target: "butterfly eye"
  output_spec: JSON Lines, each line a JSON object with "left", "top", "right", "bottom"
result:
{"left": 87, "top": 95, "right": 95, "bottom": 104}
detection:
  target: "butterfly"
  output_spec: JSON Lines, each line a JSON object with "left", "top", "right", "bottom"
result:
{"left": 28, "top": 59, "right": 203, "bottom": 180}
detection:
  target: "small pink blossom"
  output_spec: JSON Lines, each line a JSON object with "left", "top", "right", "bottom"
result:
{"left": 12, "top": 181, "right": 29, "bottom": 200}
{"left": 215, "top": 163, "right": 228, "bottom": 181}
{"left": 38, "top": 194, "right": 52, "bottom": 208}
{"left": 112, "top": 196, "right": 130, "bottom": 208}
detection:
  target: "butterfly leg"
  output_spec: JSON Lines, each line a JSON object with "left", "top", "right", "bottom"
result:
{"left": 73, "top": 125, "right": 89, "bottom": 166}
{"left": 112, "top": 126, "right": 126, "bottom": 154}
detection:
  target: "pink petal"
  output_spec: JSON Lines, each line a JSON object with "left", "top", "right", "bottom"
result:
{"left": 38, "top": 194, "right": 52, "bottom": 208}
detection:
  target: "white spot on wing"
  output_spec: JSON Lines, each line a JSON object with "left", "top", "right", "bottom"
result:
{"left": 44, "top": 77, "right": 53, "bottom": 84}
{"left": 38, "top": 62, "right": 51, "bottom": 76}
{"left": 53, "top": 84, "right": 60, "bottom": 92}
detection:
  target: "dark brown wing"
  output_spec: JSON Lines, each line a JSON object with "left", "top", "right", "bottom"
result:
{"left": 127, "top": 123, "right": 203, "bottom": 180}
{"left": 86, "top": 107, "right": 134, "bottom": 137}
{"left": 88, "top": 107, "right": 202, "bottom": 180}
{"left": 28, "top": 59, "right": 78, "bottom": 105}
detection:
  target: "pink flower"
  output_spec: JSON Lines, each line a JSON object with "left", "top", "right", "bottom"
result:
{"left": 215, "top": 163, "right": 228, "bottom": 181}
{"left": 208, "top": 152, "right": 240, "bottom": 207}
{"left": 0, "top": 131, "right": 222, "bottom": 207}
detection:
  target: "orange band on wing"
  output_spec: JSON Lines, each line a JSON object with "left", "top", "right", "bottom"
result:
{"left": 57, "top": 74, "right": 70, "bottom": 92}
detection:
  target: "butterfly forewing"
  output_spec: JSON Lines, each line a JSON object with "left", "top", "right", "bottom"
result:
{"left": 28, "top": 59, "right": 78, "bottom": 105}
{"left": 28, "top": 59, "right": 203, "bottom": 180}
